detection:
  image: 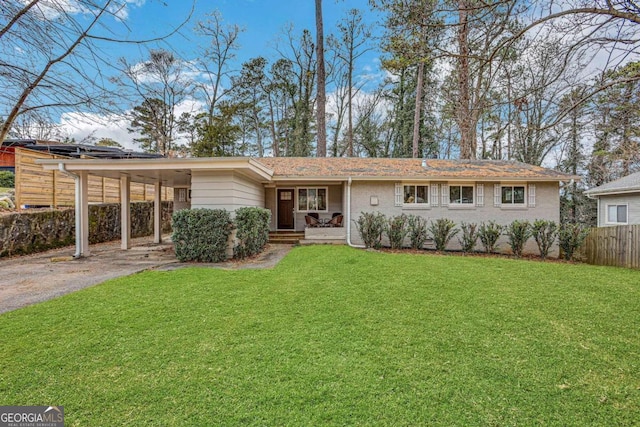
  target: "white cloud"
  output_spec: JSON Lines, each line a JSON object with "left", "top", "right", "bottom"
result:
{"left": 20, "top": 0, "right": 145, "bottom": 21}
{"left": 59, "top": 111, "right": 140, "bottom": 149}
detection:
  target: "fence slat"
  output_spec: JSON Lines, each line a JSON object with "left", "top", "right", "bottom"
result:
{"left": 585, "top": 225, "right": 640, "bottom": 270}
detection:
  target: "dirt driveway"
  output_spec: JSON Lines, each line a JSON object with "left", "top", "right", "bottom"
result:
{"left": 0, "top": 237, "right": 292, "bottom": 315}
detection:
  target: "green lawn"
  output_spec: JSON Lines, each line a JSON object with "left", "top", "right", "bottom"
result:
{"left": 1, "top": 246, "right": 639, "bottom": 426}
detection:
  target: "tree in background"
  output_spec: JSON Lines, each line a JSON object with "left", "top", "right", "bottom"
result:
{"left": 117, "top": 49, "right": 191, "bottom": 156}
{"left": 315, "top": 0, "right": 327, "bottom": 157}
{"left": 0, "top": 0, "right": 191, "bottom": 144}
{"left": 331, "top": 8, "right": 372, "bottom": 156}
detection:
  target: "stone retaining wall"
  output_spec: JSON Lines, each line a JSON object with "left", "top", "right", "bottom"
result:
{"left": 0, "top": 201, "right": 173, "bottom": 257}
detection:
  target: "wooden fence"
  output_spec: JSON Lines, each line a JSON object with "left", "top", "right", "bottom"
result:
{"left": 584, "top": 225, "right": 640, "bottom": 269}
{"left": 15, "top": 147, "right": 173, "bottom": 208}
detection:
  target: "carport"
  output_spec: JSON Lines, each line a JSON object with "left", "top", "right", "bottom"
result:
{"left": 37, "top": 157, "right": 273, "bottom": 257}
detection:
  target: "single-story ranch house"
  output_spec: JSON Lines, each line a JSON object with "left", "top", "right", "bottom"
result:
{"left": 584, "top": 171, "right": 640, "bottom": 227}
{"left": 38, "top": 157, "right": 577, "bottom": 257}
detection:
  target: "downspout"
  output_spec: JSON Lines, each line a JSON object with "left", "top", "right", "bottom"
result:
{"left": 346, "top": 176, "right": 365, "bottom": 248}
{"left": 58, "top": 163, "right": 82, "bottom": 258}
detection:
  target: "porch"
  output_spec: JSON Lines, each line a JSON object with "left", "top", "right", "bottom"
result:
{"left": 265, "top": 183, "right": 346, "bottom": 233}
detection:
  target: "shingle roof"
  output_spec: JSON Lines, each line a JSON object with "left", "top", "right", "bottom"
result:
{"left": 256, "top": 157, "right": 576, "bottom": 181}
{"left": 584, "top": 171, "right": 640, "bottom": 196}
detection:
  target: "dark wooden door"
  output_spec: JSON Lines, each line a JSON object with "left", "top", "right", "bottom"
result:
{"left": 277, "top": 189, "right": 294, "bottom": 229}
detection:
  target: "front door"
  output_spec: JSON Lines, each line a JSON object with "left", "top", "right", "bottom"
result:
{"left": 277, "top": 189, "right": 294, "bottom": 229}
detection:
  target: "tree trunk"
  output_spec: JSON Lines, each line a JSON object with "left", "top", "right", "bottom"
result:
{"left": 456, "top": 0, "right": 476, "bottom": 159}
{"left": 412, "top": 61, "right": 425, "bottom": 158}
{"left": 315, "top": 0, "right": 327, "bottom": 157}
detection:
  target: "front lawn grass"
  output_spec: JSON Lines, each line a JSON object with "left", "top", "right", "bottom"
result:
{"left": 1, "top": 246, "right": 639, "bottom": 426}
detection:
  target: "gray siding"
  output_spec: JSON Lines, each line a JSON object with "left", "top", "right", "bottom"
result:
{"left": 597, "top": 192, "right": 640, "bottom": 227}
{"left": 349, "top": 180, "right": 561, "bottom": 256}
{"left": 190, "top": 171, "right": 264, "bottom": 213}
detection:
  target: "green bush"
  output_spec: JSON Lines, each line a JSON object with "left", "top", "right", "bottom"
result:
{"left": 172, "top": 208, "right": 233, "bottom": 262}
{"left": 0, "top": 171, "right": 15, "bottom": 188}
{"left": 478, "top": 221, "right": 503, "bottom": 253}
{"left": 406, "top": 215, "right": 429, "bottom": 250}
{"left": 558, "top": 223, "right": 590, "bottom": 261}
{"left": 458, "top": 222, "right": 479, "bottom": 253}
{"left": 531, "top": 219, "right": 558, "bottom": 260}
{"left": 385, "top": 214, "right": 409, "bottom": 249}
{"left": 506, "top": 220, "right": 531, "bottom": 258}
{"left": 354, "top": 212, "right": 386, "bottom": 249}
{"left": 428, "top": 218, "right": 459, "bottom": 251}
{"left": 234, "top": 207, "right": 271, "bottom": 259}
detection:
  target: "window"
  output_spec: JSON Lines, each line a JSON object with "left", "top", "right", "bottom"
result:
{"left": 404, "top": 185, "right": 429, "bottom": 204}
{"left": 607, "top": 204, "right": 628, "bottom": 224}
{"left": 501, "top": 185, "right": 525, "bottom": 204}
{"left": 449, "top": 185, "right": 474, "bottom": 204}
{"left": 297, "top": 187, "right": 327, "bottom": 211}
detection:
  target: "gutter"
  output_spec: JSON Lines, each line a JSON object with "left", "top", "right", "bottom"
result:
{"left": 58, "top": 163, "right": 82, "bottom": 258}
{"left": 346, "top": 177, "right": 365, "bottom": 249}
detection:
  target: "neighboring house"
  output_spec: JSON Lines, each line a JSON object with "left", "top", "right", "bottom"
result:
{"left": 37, "top": 157, "right": 576, "bottom": 257}
{"left": 584, "top": 171, "right": 640, "bottom": 227}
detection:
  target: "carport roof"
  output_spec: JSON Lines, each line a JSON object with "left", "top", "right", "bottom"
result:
{"left": 37, "top": 157, "right": 273, "bottom": 186}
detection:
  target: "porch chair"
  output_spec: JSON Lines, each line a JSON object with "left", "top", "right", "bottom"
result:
{"left": 327, "top": 214, "right": 343, "bottom": 227}
{"left": 305, "top": 215, "right": 321, "bottom": 228}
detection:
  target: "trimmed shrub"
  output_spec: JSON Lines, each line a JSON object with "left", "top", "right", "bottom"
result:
{"left": 172, "top": 208, "right": 233, "bottom": 262}
{"left": 0, "top": 171, "right": 15, "bottom": 188}
{"left": 506, "top": 220, "right": 531, "bottom": 258}
{"left": 385, "top": 214, "right": 409, "bottom": 249}
{"left": 531, "top": 219, "right": 558, "bottom": 260}
{"left": 558, "top": 223, "right": 590, "bottom": 261}
{"left": 407, "top": 215, "right": 429, "bottom": 250}
{"left": 478, "top": 221, "right": 503, "bottom": 253}
{"left": 458, "top": 222, "right": 479, "bottom": 253}
{"left": 234, "top": 207, "right": 271, "bottom": 259}
{"left": 428, "top": 218, "right": 459, "bottom": 251}
{"left": 354, "top": 212, "right": 386, "bottom": 249}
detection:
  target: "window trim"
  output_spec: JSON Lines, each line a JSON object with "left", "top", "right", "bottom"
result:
{"left": 448, "top": 183, "right": 475, "bottom": 206}
{"left": 296, "top": 186, "right": 329, "bottom": 212}
{"left": 605, "top": 203, "right": 628, "bottom": 225}
{"left": 402, "top": 183, "right": 430, "bottom": 206}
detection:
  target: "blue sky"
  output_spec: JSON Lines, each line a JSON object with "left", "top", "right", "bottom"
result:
{"left": 129, "top": 0, "right": 380, "bottom": 64}
{"left": 60, "top": 0, "right": 383, "bottom": 146}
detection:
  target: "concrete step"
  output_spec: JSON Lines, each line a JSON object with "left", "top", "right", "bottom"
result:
{"left": 268, "top": 232, "right": 304, "bottom": 245}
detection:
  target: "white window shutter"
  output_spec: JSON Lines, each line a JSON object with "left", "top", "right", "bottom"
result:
{"left": 528, "top": 184, "right": 536, "bottom": 207}
{"left": 431, "top": 184, "right": 439, "bottom": 207}
{"left": 476, "top": 183, "right": 484, "bottom": 207}
{"left": 494, "top": 184, "right": 501, "bottom": 207}
{"left": 441, "top": 184, "right": 449, "bottom": 207}
{"left": 395, "top": 182, "right": 402, "bottom": 206}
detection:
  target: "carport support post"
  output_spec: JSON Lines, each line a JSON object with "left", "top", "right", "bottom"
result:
{"left": 154, "top": 180, "right": 162, "bottom": 244}
{"left": 77, "top": 171, "right": 90, "bottom": 256}
{"left": 120, "top": 175, "right": 131, "bottom": 250}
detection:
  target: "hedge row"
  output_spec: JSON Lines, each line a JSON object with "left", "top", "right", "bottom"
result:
{"left": 355, "top": 213, "right": 589, "bottom": 261}
{"left": 172, "top": 207, "right": 271, "bottom": 263}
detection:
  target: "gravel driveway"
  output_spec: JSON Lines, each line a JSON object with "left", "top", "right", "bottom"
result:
{"left": 0, "top": 237, "right": 293, "bottom": 314}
